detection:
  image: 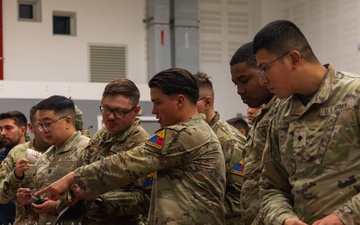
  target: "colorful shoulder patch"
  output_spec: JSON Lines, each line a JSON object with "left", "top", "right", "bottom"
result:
{"left": 230, "top": 160, "right": 244, "bottom": 176}
{"left": 144, "top": 172, "right": 155, "bottom": 190}
{"left": 146, "top": 130, "right": 165, "bottom": 149}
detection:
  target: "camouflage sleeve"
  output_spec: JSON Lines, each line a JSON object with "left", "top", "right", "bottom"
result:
{"left": 57, "top": 146, "right": 89, "bottom": 215}
{"left": 260, "top": 121, "right": 298, "bottom": 225}
{"left": 0, "top": 152, "right": 22, "bottom": 203}
{"left": 74, "top": 128, "right": 196, "bottom": 198}
{"left": 334, "top": 197, "right": 360, "bottom": 224}
{"left": 99, "top": 177, "right": 150, "bottom": 216}
{"left": 333, "top": 98, "right": 360, "bottom": 224}
{"left": 223, "top": 138, "right": 244, "bottom": 218}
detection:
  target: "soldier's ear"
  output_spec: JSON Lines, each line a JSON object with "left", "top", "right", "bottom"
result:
{"left": 176, "top": 94, "right": 185, "bottom": 108}
{"left": 134, "top": 105, "right": 141, "bottom": 115}
{"left": 204, "top": 96, "right": 212, "bottom": 108}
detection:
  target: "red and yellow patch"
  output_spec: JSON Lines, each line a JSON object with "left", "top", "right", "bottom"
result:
{"left": 146, "top": 130, "right": 165, "bottom": 149}
{"left": 230, "top": 159, "right": 244, "bottom": 176}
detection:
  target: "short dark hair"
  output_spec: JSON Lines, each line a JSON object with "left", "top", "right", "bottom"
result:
{"left": 36, "top": 95, "right": 75, "bottom": 123}
{"left": 0, "top": 110, "right": 27, "bottom": 128}
{"left": 227, "top": 116, "right": 249, "bottom": 135}
{"left": 193, "top": 71, "right": 213, "bottom": 90}
{"left": 149, "top": 68, "right": 199, "bottom": 105}
{"left": 29, "top": 104, "right": 38, "bottom": 124}
{"left": 229, "top": 42, "right": 257, "bottom": 68}
{"left": 193, "top": 71, "right": 214, "bottom": 99}
{"left": 253, "top": 20, "right": 318, "bottom": 63}
{"left": 102, "top": 78, "right": 140, "bottom": 106}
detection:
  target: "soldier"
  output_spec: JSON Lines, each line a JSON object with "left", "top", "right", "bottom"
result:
{"left": 0, "top": 111, "right": 28, "bottom": 225}
{"left": 226, "top": 117, "right": 249, "bottom": 136}
{"left": 229, "top": 42, "right": 278, "bottom": 225}
{"left": 246, "top": 106, "right": 264, "bottom": 125}
{"left": 19, "top": 95, "right": 90, "bottom": 225}
{"left": 80, "top": 78, "right": 150, "bottom": 224}
{"left": 194, "top": 71, "right": 246, "bottom": 225}
{"left": 37, "top": 67, "right": 226, "bottom": 224}
{"left": 0, "top": 105, "right": 51, "bottom": 225}
{"left": 254, "top": 20, "right": 360, "bottom": 224}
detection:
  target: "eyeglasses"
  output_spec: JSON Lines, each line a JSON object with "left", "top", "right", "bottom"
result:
{"left": 37, "top": 116, "right": 67, "bottom": 132}
{"left": 257, "top": 51, "right": 290, "bottom": 80}
{"left": 197, "top": 97, "right": 206, "bottom": 101}
{"left": 99, "top": 105, "right": 136, "bottom": 119}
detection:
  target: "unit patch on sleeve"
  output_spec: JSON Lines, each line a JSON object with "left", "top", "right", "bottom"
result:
{"left": 144, "top": 172, "right": 155, "bottom": 190}
{"left": 146, "top": 129, "right": 165, "bottom": 149}
{"left": 230, "top": 159, "right": 244, "bottom": 176}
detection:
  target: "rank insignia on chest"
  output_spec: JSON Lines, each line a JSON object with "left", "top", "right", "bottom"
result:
{"left": 230, "top": 160, "right": 244, "bottom": 176}
{"left": 146, "top": 130, "right": 165, "bottom": 149}
{"left": 144, "top": 172, "right": 155, "bottom": 190}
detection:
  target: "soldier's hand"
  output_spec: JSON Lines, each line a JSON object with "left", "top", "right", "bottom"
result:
{"left": 284, "top": 218, "right": 309, "bottom": 225}
{"left": 312, "top": 213, "right": 345, "bottom": 225}
{"left": 35, "top": 171, "right": 76, "bottom": 200}
{"left": 15, "top": 158, "right": 31, "bottom": 178}
{"left": 31, "top": 199, "right": 57, "bottom": 213}
{"left": 16, "top": 188, "right": 32, "bottom": 205}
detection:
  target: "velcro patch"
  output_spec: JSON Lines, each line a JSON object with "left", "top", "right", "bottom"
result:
{"left": 144, "top": 173, "right": 155, "bottom": 190}
{"left": 230, "top": 160, "right": 244, "bottom": 176}
{"left": 146, "top": 130, "right": 165, "bottom": 149}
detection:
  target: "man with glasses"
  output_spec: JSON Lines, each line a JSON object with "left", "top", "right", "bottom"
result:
{"left": 21, "top": 95, "right": 90, "bottom": 225}
{"left": 254, "top": 20, "right": 360, "bottom": 225}
{"left": 79, "top": 78, "right": 150, "bottom": 225}
{"left": 0, "top": 105, "right": 51, "bottom": 225}
{"left": 36, "top": 68, "right": 226, "bottom": 224}
{"left": 194, "top": 71, "right": 246, "bottom": 225}
{"left": 0, "top": 111, "right": 28, "bottom": 225}
{"left": 230, "top": 42, "right": 279, "bottom": 225}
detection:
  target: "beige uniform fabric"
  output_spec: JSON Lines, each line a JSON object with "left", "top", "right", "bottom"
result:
{"left": 74, "top": 114, "right": 227, "bottom": 225}
{"left": 82, "top": 118, "right": 150, "bottom": 225}
{"left": 209, "top": 112, "right": 246, "bottom": 225}
{"left": 240, "top": 96, "right": 280, "bottom": 225}
{"left": 0, "top": 140, "right": 49, "bottom": 225}
{"left": 261, "top": 64, "right": 360, "bottom": 224}
{"left": 35, "top": 131, "right": 89, "bottom": 225}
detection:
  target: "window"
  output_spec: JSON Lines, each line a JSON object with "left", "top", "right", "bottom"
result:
{"left": 53, "top": 11, "right": 76, "bottom": 36}
{"left": 18, "top": 0, "right": 41, "bottom": 22}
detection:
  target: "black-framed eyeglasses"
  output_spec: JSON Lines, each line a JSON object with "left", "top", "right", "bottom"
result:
{"left": 99, "top": 105, "right": 136, "bottom": 119}
{"left": 257, "top": 51, "right": 290, "bottom": 80}
{"left": 197, "top": 97, "right": 206, "bottom": 101}
{"left": 37, "top": 116, "right": 67, "bottom": 132}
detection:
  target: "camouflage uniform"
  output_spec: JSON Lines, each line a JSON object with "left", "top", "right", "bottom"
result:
{"left": 82, "top": 118, "right": 150, "bottom": 225}
{"left": 209, "top": 112, "right": 245, "bottom": 225}
{"left": 240, "top": 96, "right": 280, "bottom": 225}
{"left": 35, "top": 131, "right": 89, "bottom": 225}
{"left": 0, "top": 139, "right": 49, "bottom": 225}
{"left": 74, "top": 114, "right": 226, "bottom": 225}
{"left": 261, "top": 64, "right": 360, "bottom": 224}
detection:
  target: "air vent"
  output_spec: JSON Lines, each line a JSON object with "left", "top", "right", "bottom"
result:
{"left": 89, "top": 45, "right": 127, "bottom": 83}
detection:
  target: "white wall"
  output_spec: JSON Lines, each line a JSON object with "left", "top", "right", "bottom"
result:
{"left": 3, "top": 0, "right": 147, "bottom": 84}
{"left": 257, "top": 0, "right": 360, "bottom": 74}
{"left": 2, "top": 0, "right": 360, "bottom": 121}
